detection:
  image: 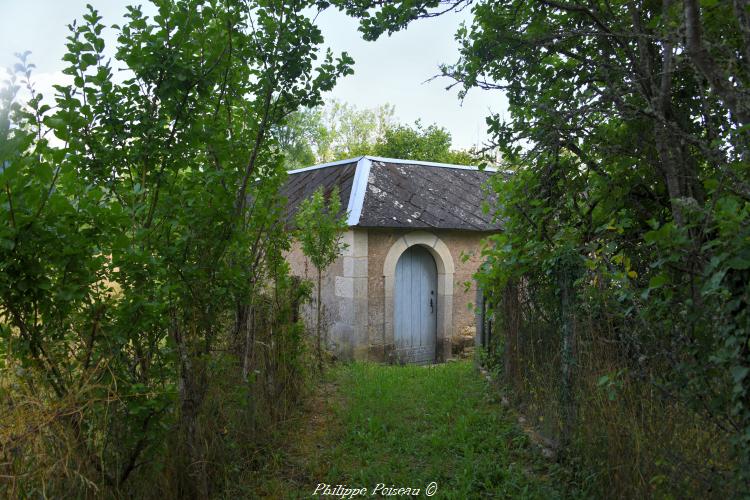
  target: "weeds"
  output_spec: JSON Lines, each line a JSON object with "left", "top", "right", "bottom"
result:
{"left": 252, "top": 361, "right": 566, "bottom": 499}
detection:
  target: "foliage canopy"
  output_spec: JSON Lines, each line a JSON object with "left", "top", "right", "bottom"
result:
{"left": 277, "top": 100, "right": 475, "bottom": 167}
{"left": 0, "top": 0, "right": 351, "bottom": 495}
{"left": 335, "top": 0, "right": 750, "bottom": 494}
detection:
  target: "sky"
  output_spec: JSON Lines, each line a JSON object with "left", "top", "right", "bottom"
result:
{"left": 0, "top": 1, "right": 507, "bottom": 150}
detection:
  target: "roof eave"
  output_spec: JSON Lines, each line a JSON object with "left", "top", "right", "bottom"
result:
{"left": 287, "top": 155, "right": 501, "bottom": 175}
{"left": 286, "top": 155, "right": 505, "bottom": 230}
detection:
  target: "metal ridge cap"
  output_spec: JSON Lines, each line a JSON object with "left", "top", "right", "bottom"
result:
{"left": 287, "top": 156, "right": 365, "bottom": 174}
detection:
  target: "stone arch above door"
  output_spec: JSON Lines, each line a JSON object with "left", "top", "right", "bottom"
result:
{"left": 383, "top": 231, "right": 455, "bottom": 362}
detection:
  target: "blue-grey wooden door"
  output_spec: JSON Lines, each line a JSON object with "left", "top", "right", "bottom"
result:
{"left": 394, "top": 246, "right": 437, "bottom": 364}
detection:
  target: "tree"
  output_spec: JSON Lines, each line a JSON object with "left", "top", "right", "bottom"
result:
{"left": 294, "top": 186, "right": 349, "bottom": 372}
{"left": 334, "top": 0, "right": 750, "bottom": 493}
{"left": 278, "top": 102, "right": 475, "bottom": 166}
{"left": 320, "top": 100, "right": 395, "bottom": 160}
{"left": 279, "top": 100, "right": 395, "bottom": 166}
{"left": 373, "top": 120, "right": 473, "bottom": 164}
{"left": 273, "top": 106, "right": 326, "bottom": 169}
{"left": 0, "top": 0, "right": 352, "bottom": 495}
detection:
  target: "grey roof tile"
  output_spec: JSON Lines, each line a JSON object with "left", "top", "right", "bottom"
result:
{"left": 282, "top": 158, "right": 502, "bottom": 232}
{"left": 280, "top": 161, "right": 357, "bottom": 226}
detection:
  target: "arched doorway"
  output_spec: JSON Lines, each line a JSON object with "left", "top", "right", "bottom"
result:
{"left": 394, "top": 246, "right": 437, "bottom": 364}
{"left": 383, "top": 231, "right": 455, "bottom": 364}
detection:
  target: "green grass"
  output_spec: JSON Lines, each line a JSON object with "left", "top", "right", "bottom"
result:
{"left": 249, "top": 361, "right": 563, "bottom": 499}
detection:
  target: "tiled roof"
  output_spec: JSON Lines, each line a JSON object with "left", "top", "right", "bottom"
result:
{"left": 282, "top": 156, "right": 502, "bottom": 232}
{"left": 279, "top": 160, "right": 357, "bottom": 225}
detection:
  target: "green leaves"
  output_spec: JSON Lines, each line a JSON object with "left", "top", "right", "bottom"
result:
{"left": 596, "top": 370, "right": 626, "bottom": 401}
{"left": 0, "top": 0, "right": 358, "bottom": 494}
{"left": 373, "top": 120, "right": 474, "bottom": 165}
{"left": 732, "top": 366, "right": 750, "bottom": 385}
{"left": 647, "top": 273, "right": 670, "bottom": 290}
{"left": 276, "top": 101, "right": 474, "bottom": 168}
{"left": 295, "top": 185, "right": 349, "bottom": 271}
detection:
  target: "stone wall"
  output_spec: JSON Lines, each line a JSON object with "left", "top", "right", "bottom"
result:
{"left": 365, "top": 228, "right": 491, "bottom": 361}
{"left": 285, "top": 229, "right": 368, "bottom": 360}
{"left": 285, "top": 227, "right": 491, "bottom": 362}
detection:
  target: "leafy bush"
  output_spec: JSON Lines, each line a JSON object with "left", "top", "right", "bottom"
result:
{"left": 333, "top": 0, "right": 750, "bottom": 495}
{"left": 0, "top": 0, "right": 351, "bottom": 496}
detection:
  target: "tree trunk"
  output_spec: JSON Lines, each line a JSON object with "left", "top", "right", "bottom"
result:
{"left": 171, "top": 311, "right": 209, "bottom": 498}
{"left": 559, "top": 263, "right": 576, "bottom": 450}
{"left": 178, "top": 366, "right": 208, "bottom": 498}
{"left": 242, "top": 305, "right": 254, "bottom": 382}
{"left": 684, "top": 0, "right": 750, "bottom": 127}
{"left": 316, "top": 268, "right": 322, "bottom": 373}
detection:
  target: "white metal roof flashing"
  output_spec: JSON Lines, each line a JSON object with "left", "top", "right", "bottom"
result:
{"left": 285, "top": 156, "right": 501, "bottom": 228}
{"left": 346, "top": 156, "right": 372, "bottom": 226}
{"left": 287, "top": 156, "right": 364, "bottom": 174}
{"left": 286, "top": 155, "right": 497, "bottom": 175}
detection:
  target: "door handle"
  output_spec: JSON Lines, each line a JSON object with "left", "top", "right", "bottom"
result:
{"left": 430, "top": 298, "right": 434, "bottom": 313}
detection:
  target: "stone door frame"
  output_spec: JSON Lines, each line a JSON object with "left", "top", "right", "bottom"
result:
{"left": 383, "top": 231, "right": 455, "bottom": 361}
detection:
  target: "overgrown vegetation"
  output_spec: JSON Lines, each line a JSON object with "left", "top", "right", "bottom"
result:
{"left": 4, "top": 0, "right": 749, "bottom": 497}
{"left": 337, "top": 0, "right": 750, "bottom": 496}
{"left": 0, "top": 0, "right": 351, "bottom": 496}
{"left": 254, "top": 361, "right": 565, "bottom": 499}
{"left": 294, "top": 186, "right": 348, "bottom": 372}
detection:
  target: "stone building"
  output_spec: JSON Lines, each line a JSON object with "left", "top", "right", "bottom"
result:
{"left": 282, "top": 156, "right": 500, "bottom": 364}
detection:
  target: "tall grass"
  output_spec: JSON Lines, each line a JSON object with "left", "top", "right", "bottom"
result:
{"left": 0, "top": 282, "right": 315, "bottom": 498}
{"left": 484, "top": 290, "right": 736, "bottom": 498}
{"left": 252, "top": 361, "right": 565, "bottom": 499}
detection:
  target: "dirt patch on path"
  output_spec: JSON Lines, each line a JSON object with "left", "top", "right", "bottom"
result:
{"left": 244, "top": 362, "right": 563, "bottom": 499}
{"left": 252, "top": 378, "right": 343, "bottom": 498}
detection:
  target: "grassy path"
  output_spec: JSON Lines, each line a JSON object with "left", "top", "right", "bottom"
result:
{"left": 251, "top": 361, "right": 563, "bottom": 499}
